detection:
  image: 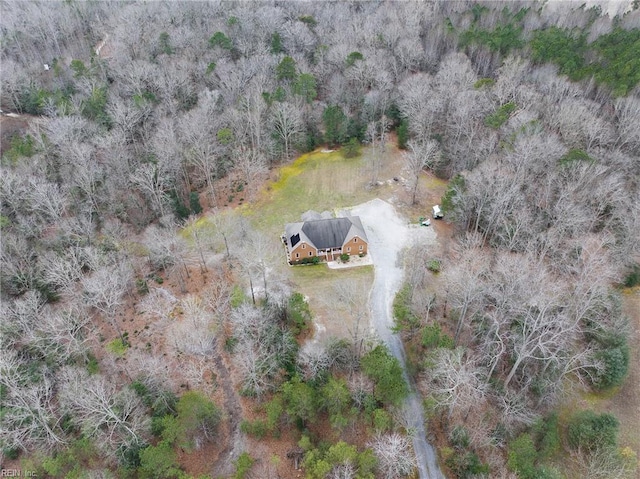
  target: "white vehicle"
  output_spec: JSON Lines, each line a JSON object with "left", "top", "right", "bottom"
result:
{"left": 432, "top": 205, "right": 443, "bottom": 219}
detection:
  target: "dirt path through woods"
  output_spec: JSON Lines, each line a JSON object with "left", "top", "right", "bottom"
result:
{"left": 210, "top": 343, "right": 244, "bottom": 478}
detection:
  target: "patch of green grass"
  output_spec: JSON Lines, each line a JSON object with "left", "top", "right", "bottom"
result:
{"left": 241, "top": 149, "right": 370, "bottom": 234}
{"left": 292, "top": 263, "right": 373, "bottom": 285}
{"left": 106, "top": 338, "right": 129, "bottom": 357}
{"left": 230, "top": 284, "right": 247, "bottom": 308}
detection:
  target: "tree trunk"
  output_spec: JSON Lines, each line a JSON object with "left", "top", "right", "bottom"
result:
{"left": 504, "top": 354, "right": 524, "bottom": 388}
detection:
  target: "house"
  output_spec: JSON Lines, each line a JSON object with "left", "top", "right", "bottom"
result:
{"left": 283, "top": 216, "right": 368, "bottom": 264}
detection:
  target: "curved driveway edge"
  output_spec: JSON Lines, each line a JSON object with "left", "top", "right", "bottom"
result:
{"left": 340, "top": 199, "right": 445, "bottom": 479}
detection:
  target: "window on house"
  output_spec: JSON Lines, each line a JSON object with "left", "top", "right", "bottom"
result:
{"left": 309, "top": 251, "right": 312, "bottom": 256}
{"left": 295, "top": 253, "right": 299, "bottom": 258}
{"left": 359, "top": 245, "right": 363, "bottom": 250}
{"left": 302, "top": 244, "right": 306, "bottom": 249}
{"left": 347, "top": 247, "right": 351, "bottom": 252}
{"left": 354, "top": 237, "right": 358, "bottom": 242}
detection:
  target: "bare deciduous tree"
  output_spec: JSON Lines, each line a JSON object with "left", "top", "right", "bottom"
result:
{"left": 58, "top": 367, "right": 149, "bottom": 459}
{"left": 0, "top": 351, "right": 65, "bottom": 453}
{"left": 233, "top": 146, "right": 268, "bottom": 201}
{"left": 271, "top": 101, "right": 303, "bottom": 161}
{"left": 369, "top": 433, "right": 417, "bottom": 479}
{"left": 167, "top": 294, "right": 215, "bottom": 356}
{"left": 130, "top": 163, "right": 170, "bottom": 218}
{"left": 423, "top": 348, "right": 487, "bottom": 421}
{"left": 81, "top": 262, "right": 132, "bottom": 338}
{"left": 404, "top": 140, "right": 439, "bottom": 204}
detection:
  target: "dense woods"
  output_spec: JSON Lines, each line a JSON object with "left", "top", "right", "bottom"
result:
{"left": 1, "top": 1, "right": 639, "bottom": 478}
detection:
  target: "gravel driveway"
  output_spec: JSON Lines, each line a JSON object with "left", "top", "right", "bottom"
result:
{"left": 340, "top": 198, "right": 445, "bottom": 479}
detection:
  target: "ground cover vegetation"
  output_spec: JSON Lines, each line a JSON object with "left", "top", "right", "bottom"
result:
{"left": 1, "top": 1, "right": 639, "bottom": 478}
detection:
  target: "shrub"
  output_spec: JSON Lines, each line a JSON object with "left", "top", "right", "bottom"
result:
{"left": 623, "top": 263, "right": 640, "bottom": 288}
{"left": 507, "top": 433, "right": 537, "bottom": 479}
{"left": 230, "top": 284, "right": 246, "bottom": 308}
{"left": 319, "top": 377, "right": 351, "bottom": 429}
{"left": 392, "top": 284, "right": 420, "bottom": 333}
{"left": 139, "top": 440, "right": 181, "bottom": 479}
{"left": 444, "top": 450, "right": 489, "bottom": 478}
{"left": 372, "top": 408, "right": 392, "bottom": 432}
{"left": 70, "top": 59, "right": 88, "bottom": 78}
{"left": 174, "top": 391, "right": 221, "bottom": 449}
{"left": 81, "top": 86, "right": 111, "bottom": 127}
{"left": 189, "top": 192, "right": 202, "bottom": 214}
{"left": 441, "top": 174, "right": 465, "bottom": 216}
{"left": 340, "top": 253, "right": 350, "bottom": 262}
{"left": 449, "top": 426, "right": 470, "bottom": 449}
{"left": 484, "top": 102, "right": 517, "bottom": 128}
{"left": 240, "top": 419, "right": 268, "bottom": 438}
{"left": 342, "top": 137, "right": 361, "bottom": 158}
{"left": 209, "top": 31, "right": 232, "bottom": 50}
{"left": 282, "top": 377, "right": 318, "bottom": 427}
{"left": 3, "top": 134, "right": 35, "bottom": 164}
{"left": 558, "top": 149, "right": 595, "bottom": 167}
{"left": 397, "top": 119, "right": 409, "bottom": 149}
{"left": 86, "top": 353, "right": 99, "bottom": 374}
{"left": 361, "top": 345, "right": 409, "bottom": 406}
{"left": 233, "top": 452, "right": 256, "bottom": 479}
{"left": 294, "top": 256, "right": 320, "bottom": 265}
{"left": 427, "top": 259, "right": 441, "bottom": 273}
{"left": 287, "top": 292, "right": 311, "bottom": 335}
{"left": 158, "top": 31, "right": 174, "bottom": 55}
{"left": 3, "top": 447, "right": 19, "bottom": 460}
{"left": 346, "top": 51, "right": 364, "bottom": 66}
{"left": 421, "top": 324, "right": 454, "bottom": 349}
{"left": 265, "top": 395, "right": 284, "bottom": 432}
{"left": 276, "top": 56, "right": 298, "bottom": 82}
{"left": 596, "top": 344, "right": 629, "bottom": 389}
{"left": 532, "top": 413, "right": 561, "bottom": 460}
{"left": 117, "top": 439, "right": 146, "bottom": 469}
{"left": 323, "top": 105, "right": 347, "bottom": 147}
{"left": 136, "top": 278, "right": 149, "bottom": 295}
{"left": 474, "top": 78, "right": 495, "bottom": 89}
{"left": 567, "top": 410, "right": 619, "bottom": 451}
{"left": 106, "top": 338, "right": 129, "bottom": 357}
{"left": 270, "top": 31, "right": 283, "bottom": 54}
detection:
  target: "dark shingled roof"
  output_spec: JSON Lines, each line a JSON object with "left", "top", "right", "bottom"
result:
{"left": 301, "top": 217, "right": 352, "bottom": 250}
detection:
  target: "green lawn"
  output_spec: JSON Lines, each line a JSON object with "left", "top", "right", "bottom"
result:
{"left": 241, "top": 149, "right": 373, "bottom": 235}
